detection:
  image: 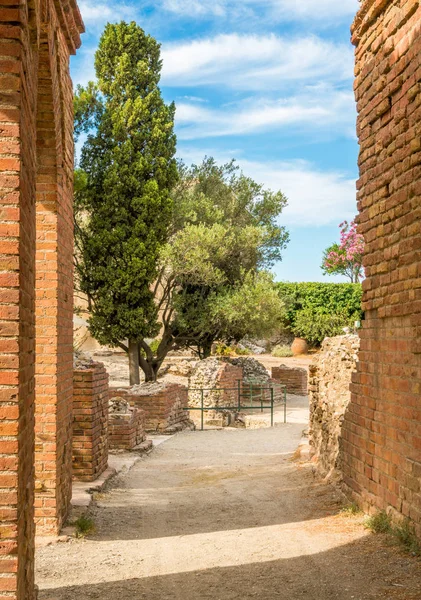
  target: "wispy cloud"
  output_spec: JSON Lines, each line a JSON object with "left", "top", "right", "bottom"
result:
{"left": 160, "top": 0, "right": 359, "bottom": 23}
{"left": 162, "top": 34, "right": 353, "bottom": 90}
{"left": 178, "top": 148, "right": 357, "bottom": 227}
{"left": 78, "top": 1, "right": 138, "bottom": 30}
{"left": 175, "top": 87, "right": 356, "bottom": 140}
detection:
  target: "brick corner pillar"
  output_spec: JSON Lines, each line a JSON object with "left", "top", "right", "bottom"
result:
{"left": 73, "top": 363, "right": 109, "bottom": 482}
{"left": 0, "top": 0, "right": 84, "bottom": 596}
{"left": 342, "top": 0, "right": 421, "bottom": 537}
{"left": 33, "top": 1, "right": 84, "bottom": 537}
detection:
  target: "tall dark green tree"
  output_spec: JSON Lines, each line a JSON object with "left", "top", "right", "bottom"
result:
{"left": 75, "top": 22, "right": 178, "bottom": 384}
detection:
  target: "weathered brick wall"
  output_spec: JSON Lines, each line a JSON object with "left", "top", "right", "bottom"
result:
{"left": 0, "top": 0, "right": 83, "bottom": 595}
{"left": 109, "top": 408, "right": 146, "bottom": 451}
{"left": 343, "top": 0, "right": 421, "bottom": 534}
{"left": 272, "top": 365, "right": 308, "bottom": 395}
{"left": 111, "top": 384, "right": 191, "bottom": 433}
{"left": 73, "top": 364, "right": 109, "bottom": 482}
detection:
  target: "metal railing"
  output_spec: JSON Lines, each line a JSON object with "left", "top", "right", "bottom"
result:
{"left": 185, "top": 380, "right": 287, "bottom": 431}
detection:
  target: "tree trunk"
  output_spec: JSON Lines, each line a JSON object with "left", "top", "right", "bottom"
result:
{"left": 128, "top": 340, "right": 140, "bottom": 386}
{"left": 201, "top": 339, "right": 213, "bottom": 359}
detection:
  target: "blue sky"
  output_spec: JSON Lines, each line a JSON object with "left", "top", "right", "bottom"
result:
{"left": 71, "top": 0, "right": 360, "bottom": 283}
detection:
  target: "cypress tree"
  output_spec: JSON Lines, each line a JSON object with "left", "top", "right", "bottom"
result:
{"left": 76, "top": 22, "right": 177, "bottom": 384}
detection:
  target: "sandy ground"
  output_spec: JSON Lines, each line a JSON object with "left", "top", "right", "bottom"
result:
{"left": 36, "top": 395, "right": 421, "bottom": 599}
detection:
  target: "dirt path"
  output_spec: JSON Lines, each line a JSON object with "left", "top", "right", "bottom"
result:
{"left": 36, "top": 402, "right": 421, "bottom": 600}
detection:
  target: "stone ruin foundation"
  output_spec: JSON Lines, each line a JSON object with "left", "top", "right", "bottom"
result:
{"left": 308, "top": 336, "right": 360, "bottom": 482}
{"left": 188, "top": 357, "right": 285, "bottom": 427}
{"left": 272, "top": 364, "right": 308, "bottom": 395}
{"left": 109, "top": 383, "right": 192, "bottom": 433}
{"left": 108, "top": 396, "right": 147, "bottom": 451}
{"left": 73, "top": 362, "right": 109, "bottom": 482}
{"left": 188, "top": 358, "right": 244, "bottom": 427}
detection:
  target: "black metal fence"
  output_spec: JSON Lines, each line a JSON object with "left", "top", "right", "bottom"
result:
{"left": 185, "top": 380, "right": 287, "bottom": 431}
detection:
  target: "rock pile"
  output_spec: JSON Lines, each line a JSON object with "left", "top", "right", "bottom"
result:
{"left": 227, "top": 357, "right": 270, "bottom": 383}
{"left": 309, "top": 335, "right": 360, "bottom": 481}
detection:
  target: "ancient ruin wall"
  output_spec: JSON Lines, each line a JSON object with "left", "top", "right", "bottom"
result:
{"left": 73, "top": 364, "right": 109, "bottom": 482}
{"left": 309, "top": 336, "right": 360, "bottom": 481}
{"left": 343, "top": 0, "right": 421, "bottom": 534}
{"left": 0, "top": 0, "right": 83, "bottom": 595}
{"left": 272, "top": 365, "right": 308, "bottom": 395}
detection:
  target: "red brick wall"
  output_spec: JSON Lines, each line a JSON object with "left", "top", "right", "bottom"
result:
{"left": 0, "top": 0, "right": 83, "bottom": 596}
{"left": 73, "top": 364, "right": 109, "bottom": 482}
{"left": 272, "top": 365, "right": 308, "bottom": 395}
{"left": 343, "top": 0, "right": 421, "bottom": 535}
{"left": 111, "top": 384, "right": 190, "bottom": 433}
{"left": 109, "top": 408, "right": 146, "bottom": 451}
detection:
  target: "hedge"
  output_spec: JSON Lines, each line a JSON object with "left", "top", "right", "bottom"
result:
{"left": 276, "top": 282, "right": 363, "bottom": 345}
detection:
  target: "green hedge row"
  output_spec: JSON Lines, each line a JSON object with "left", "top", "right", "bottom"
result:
{"left": 276, "top": 282, "right": 363, "bottom": 345}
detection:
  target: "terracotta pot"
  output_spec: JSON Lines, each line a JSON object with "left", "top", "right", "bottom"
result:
{"left": 291, "top": 337, "right": 308, "bottom": 356}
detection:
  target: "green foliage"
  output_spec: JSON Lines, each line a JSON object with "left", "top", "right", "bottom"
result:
{"left": 74, "top": 515, "right": 96, "bottom": 538}
{"left": 292, "top": 308, "right": 357, "bottom": 346}
{"left": 340, "top": 502, "right": 362, "bottom": 517}
{"left": 73, "top": 81, "right": 102, "bottom": 143}
{"left": 365, "top": 511, "right": 392, "bottom": 534}
{"left": 214, "top": 343, "right": 235, "bottom": 357}
{"left": 153, "top": 158, "right": 289, "bottom": 360}
{"left": 393, "top": 520, "right": 421, "bottom": 555}
{"left": 365, "top": 512, "right": 421, "bottom": 555}
{"left": 75, "top": 22, "right": 177, "bottom": 354}
{"left": 276, "top": 282, "right": 363, "bottom": 346}
{"left": 272, "top": 345, "right": 293, "bottom": 358}
{"left": 234, "top": 346, "right": 252, "bottom": 356}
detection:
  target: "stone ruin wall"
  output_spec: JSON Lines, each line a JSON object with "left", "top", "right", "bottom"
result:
{"left": 343, "top": 0, "right": 421, "bottom": 535}
{"left": 309, "top": 336, "right": 360, "bottom": 482}
{"left": 110, "top": 383, "right": 191, "bottom": 433}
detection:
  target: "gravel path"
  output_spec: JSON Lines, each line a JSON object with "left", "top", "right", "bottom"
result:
{"left": 36, "top": 399, "right": 421, "bottom": 599}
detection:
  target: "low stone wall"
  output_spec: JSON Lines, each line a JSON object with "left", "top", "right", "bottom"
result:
{"left": 73, "top": 363, "right": 109, "bottom": 482}
{"left": 188, "top": 359, "right": 243, "bottom": 426}
{"left": 108, "top": 396, "right": 146, "bottom": 450}
{"left": 110, "top": 383, "right": 191, "bottom": 433}
{"left": 309, "top": 335, "right": 360, "bottom": 481}
{"left": 272, "top": 365, "right": 308, "bottom": 395}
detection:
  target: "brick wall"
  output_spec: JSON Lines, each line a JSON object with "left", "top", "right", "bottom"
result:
{"left": 343, "top": 0, "right": 421, "bottom": 535}
{"left": 111, "top": 384, "right": 190, "bottom": 433}
{"left": 109, "top": 408, "right": 146, "bottom": 451}
{"left": 73, "top": 364, "right": 109, "bottom": 482}
{"left": 0, "top": 0, "right": 83, "bottom": 596}
{"left": 272, "top": 365, "right": 308, "bottom": 395}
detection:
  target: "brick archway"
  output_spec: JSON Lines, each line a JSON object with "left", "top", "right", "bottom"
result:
{"left": 0, "top": 0, "right": 83, "bottom": 596}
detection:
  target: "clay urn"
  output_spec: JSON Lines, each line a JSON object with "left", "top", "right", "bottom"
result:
{"left": 291, "top": 337, "right": 308, "bottom": 356}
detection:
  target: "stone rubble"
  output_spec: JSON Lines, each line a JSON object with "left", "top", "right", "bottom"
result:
{"left": 308, "top": 335, "right": 360, "bottom": 482}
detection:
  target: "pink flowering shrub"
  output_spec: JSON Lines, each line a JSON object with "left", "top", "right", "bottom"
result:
{"left": 322, "top": 220, "right": 365, "bottom": 283}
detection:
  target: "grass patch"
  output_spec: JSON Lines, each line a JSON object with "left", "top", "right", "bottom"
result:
{"left": 393, "top": 520, "right": 421, "bottom": 556}
{"left": 365, "top": 510, "right": 392, "bottom": 534}
{"left": 365, "top": 511, "right": 421, "bottom": 556}
{"left": 272, "top": 345, "right": 293, "bottom": 358}
{"left": 340, "top": 502, "right": 362, "bottom": 517}
{"left": 74, "top": 515, "right": 96, "bottom": 538}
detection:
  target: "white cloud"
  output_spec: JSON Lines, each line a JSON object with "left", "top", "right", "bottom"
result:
{"left": 178, "top": 148, "right": 357, "bottom": 227}
{"left": 175, "top": 87, "right": 356, "bottom": 140}
{"left": 161, "top": 34, "right": 353, "bottom": 90}
{"left": 78, "top": 1, "right": 137, "bottom": 28}
{"left": 160, "top": 0, "right": 359, "bottom": 22}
